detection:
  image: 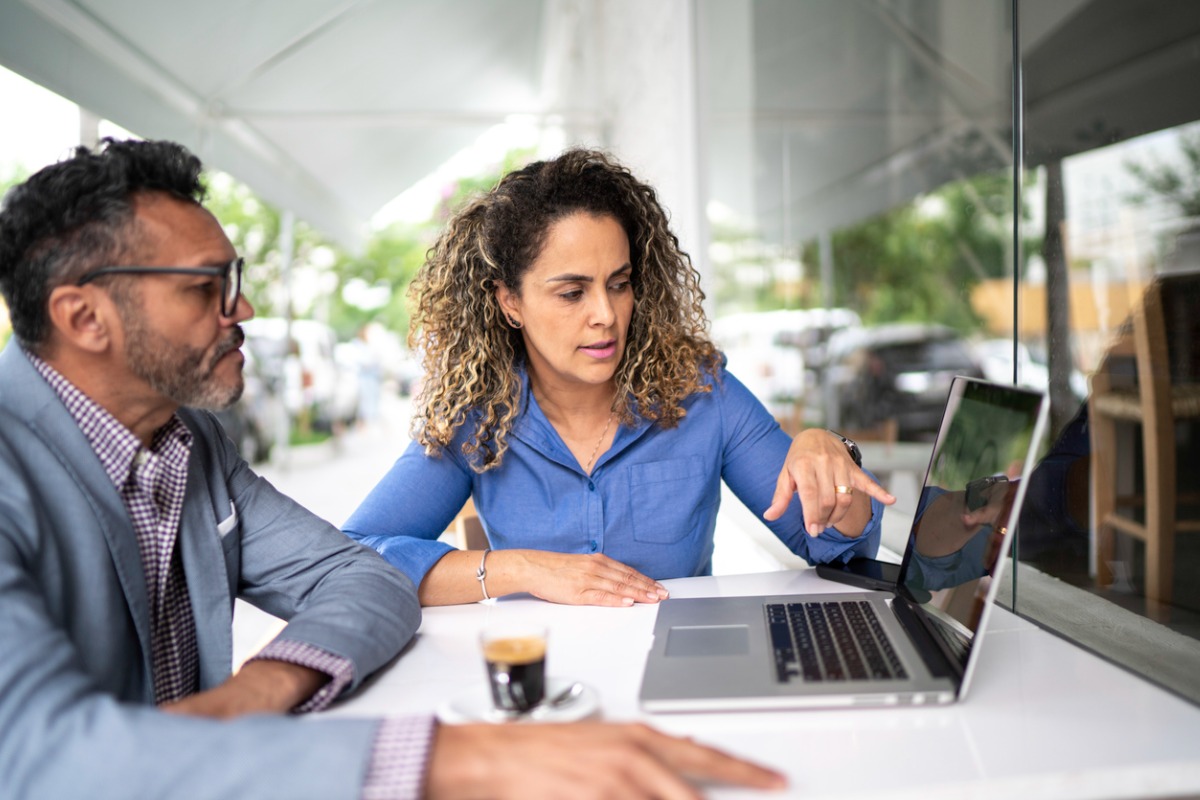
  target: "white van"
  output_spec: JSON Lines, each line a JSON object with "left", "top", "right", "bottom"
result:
{"left": 242, "top": 317, "right": 353, "bottom": 431}
{"left": 711, "top": 308, "right": 861, "bottom": 417}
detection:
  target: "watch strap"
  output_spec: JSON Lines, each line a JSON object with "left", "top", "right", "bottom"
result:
{"left": 827, "top": 429, "right": 863, "bottom": 468}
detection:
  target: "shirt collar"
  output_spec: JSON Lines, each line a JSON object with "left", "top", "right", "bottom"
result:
{"left": 25, "top": 349, "right": 192, "bottom": 488}
{"left": 509, "top": 362, "right": 649, "bottom": 474}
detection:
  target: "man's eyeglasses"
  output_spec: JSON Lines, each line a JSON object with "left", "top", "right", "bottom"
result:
{"left": 76, "top": 257, "right": 244, "bottom": 318}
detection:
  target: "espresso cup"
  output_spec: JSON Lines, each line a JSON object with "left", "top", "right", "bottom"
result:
{"left": 481, "top": 627, "right": 547, "bottom": 713}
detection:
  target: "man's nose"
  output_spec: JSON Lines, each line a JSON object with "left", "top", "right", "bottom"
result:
{"left": 224, "top": 292, "right": 255, "bottom": 324}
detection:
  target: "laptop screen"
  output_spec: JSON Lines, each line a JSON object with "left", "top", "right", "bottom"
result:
{"left": 896, "top": 378, "right": 1046, "bottom": 662}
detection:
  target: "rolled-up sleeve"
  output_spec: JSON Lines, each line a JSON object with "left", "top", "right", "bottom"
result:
{"left": 717, "top": 367, "right": 882, "bottom": 565}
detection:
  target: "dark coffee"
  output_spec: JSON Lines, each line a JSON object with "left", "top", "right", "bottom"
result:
{"left": 483, "top": 635, "right": 546, "bottom": 712}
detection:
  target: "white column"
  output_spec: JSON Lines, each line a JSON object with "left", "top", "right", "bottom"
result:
{"left": 541, "top": 0, "right": 709, "bottom": 293}
{"left": 78, "top": 107, "right": 100, "bottom": 149}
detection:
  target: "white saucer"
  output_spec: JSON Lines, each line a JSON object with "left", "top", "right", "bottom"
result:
{"left": 437, "top": 677, "right": 599, "bottom": 724}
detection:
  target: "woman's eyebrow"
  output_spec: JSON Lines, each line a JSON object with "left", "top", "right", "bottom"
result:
{"left": 545, "top": 273, "right": 593, "bottom": 284}
{"left": 544, "top": 264, "right": 632, "bottom": 284}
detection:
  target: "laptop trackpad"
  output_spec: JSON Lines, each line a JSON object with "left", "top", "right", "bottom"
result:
{"left": 665, "top": 625, "right": 750, "bottom": 657}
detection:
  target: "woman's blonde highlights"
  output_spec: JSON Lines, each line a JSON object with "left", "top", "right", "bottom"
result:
{"left": 407, "top": 149, "right": 719, "bottom": 471}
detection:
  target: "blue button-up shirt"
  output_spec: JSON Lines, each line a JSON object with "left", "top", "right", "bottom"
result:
{"left": 344, "top": 365, "right": 882, "bottom": 584}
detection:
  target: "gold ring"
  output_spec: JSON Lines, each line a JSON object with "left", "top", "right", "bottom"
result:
{"left": 835, "top": 485, "right": 854, "bottom": 495}
{"left": 997, "top": 526, "right": 1008, "bottom": 536}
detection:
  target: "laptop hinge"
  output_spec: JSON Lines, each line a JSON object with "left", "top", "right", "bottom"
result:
{"left": 892, "top": 596, "right": 965, "bottom": 683}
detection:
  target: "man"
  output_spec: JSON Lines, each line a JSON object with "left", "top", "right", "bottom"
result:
{"left": 0, "top": 138, "right": 784, "bottom": 798}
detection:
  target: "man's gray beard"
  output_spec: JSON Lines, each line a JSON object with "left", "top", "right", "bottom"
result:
{"left": 121, "top": 313, "right": 245, "bottom": 410}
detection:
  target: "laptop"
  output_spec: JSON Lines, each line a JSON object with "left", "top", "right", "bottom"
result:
{"left": 639, "top": 376, "right": 1049, "bottom": 712}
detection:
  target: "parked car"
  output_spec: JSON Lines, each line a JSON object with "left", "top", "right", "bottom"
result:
{"left": 825, "top": 323, "right": 985, "bottom": 440}
{"left": 974, "top": 338, "right": 1088, "bottom": 401}
{"left": 711, "top": 308, "right": 861, "bottom": 418}
{"left": 332, "top": 341, "right": 364, "bottom": 426}
{"left": 241, "top": 317, "right": 359, "bottom": 432}
{"left": 213, "top": 348, "right": 282, "bottom": 463}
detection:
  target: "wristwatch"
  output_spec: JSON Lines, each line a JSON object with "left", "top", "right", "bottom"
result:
{"left": 827, "top": 430, "right": 862, "bottom": 468}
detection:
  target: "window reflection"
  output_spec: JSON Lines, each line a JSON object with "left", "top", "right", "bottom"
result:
{"left": 1019, "top": 0, "right": 1200, "bottom": 705}
{"left": 698, "top": 0, "right": 1200, "bottom": 702}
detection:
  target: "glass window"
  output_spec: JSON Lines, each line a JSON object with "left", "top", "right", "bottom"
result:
{"left": 698, "top": 0, "right": 1200, "bottom": 703}
{"left": 1017, "top": 0, "right": 1200, "bottom": 703}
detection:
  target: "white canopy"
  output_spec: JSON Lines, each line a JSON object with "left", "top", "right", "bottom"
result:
{"left": 3, "top": 0, "right": 1197, "bottom": 252}
{"left": 0, "top": 0, "right": 548, "bottom": 248}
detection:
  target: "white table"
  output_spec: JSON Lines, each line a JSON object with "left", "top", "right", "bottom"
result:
{"left": 323, "top": 569, "right": 1200, "bottom": 799}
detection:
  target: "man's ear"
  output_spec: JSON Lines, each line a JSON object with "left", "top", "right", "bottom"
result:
{"left": 46, "top": 285, "right": 117, "bottom": 354}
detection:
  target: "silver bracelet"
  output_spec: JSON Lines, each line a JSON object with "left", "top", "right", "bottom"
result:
{"left": 476, "top": 548, "right": 492, "bottom": 601}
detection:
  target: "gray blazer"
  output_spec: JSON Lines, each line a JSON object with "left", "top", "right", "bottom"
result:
{"left": 0, "top": 341, "right": 422, "bottom": 799}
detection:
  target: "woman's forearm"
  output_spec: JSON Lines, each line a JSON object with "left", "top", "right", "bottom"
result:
{"left": 417, "top": 549, "right": 530, "bottom": 606}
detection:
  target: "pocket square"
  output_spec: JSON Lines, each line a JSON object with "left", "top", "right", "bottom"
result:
{"left": 217, "top": 502, "right": 238, "bottom": 538}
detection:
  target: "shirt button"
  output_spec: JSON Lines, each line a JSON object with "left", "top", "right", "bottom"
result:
{"left": 587, "top": 481, "right": 595, "bottom": 491}
{"left": 589, "top": 541, "right": 598, "bottom": 552}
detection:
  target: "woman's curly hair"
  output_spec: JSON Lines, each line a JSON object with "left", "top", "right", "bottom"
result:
{"left": 408, "top": 148, "right": 720, "bottom": 471}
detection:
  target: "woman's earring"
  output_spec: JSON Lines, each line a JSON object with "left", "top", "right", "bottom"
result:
{"left": 506, "top": 315, "right": 523, "bottom": 329}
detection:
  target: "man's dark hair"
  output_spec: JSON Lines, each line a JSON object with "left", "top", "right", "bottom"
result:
{"left": 0, "top": 138, "right": 206, "bottom": 349}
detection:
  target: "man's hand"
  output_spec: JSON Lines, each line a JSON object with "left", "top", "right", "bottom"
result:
{"left": 426, "top": 721, "right": 787, "bottom": 799}
{"left": 160, "top": 659, "right": 327, "bottom": 719}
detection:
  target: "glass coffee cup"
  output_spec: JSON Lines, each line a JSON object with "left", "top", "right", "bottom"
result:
{"left": 480, "top": 626, "right": 547, "bottom": 714}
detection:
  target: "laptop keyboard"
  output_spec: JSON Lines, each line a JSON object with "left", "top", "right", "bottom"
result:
{"left": 767, "top": 601, "right": 908, "bottom": 683}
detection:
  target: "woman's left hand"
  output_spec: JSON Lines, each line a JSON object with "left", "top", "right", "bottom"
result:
{"left": 763, "top": 429, "right": 895, "bottom": 537}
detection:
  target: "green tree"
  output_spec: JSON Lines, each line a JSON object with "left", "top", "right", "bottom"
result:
{"left": 327, "top": 222, "right": 434, "bottom": 340}
{"left": 202, "top": 172, "right": 335, "bottom": 321}
{"left": 431, "top": 147, "right": 537, "bottom": 223}
{"left": 794, "top": 169, "right": 1038, "bottom": 332}
{"left": 1125, "top": 128, "right": 1200, "bottom": 217}
{"left": 324, "top": 148, "right": 537, "bottom": 343}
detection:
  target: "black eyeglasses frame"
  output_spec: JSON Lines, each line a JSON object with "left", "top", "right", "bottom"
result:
{"left": 75, "top": 257, "right": 244, "bottom": 318}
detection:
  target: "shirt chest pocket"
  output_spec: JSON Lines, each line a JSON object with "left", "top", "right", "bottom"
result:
{"left": 627, "top": 456, "right": 717, "bottom": 544}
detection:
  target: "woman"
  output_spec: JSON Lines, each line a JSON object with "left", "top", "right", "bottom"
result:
{"left": 344, "top": 149, "right": 895, "bottom": 607}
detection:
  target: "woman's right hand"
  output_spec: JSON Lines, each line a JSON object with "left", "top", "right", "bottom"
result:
{"left": 511, "top": 550, "right": 670, "bottom": 606}
{"left": 417, "top": 548, "right": 669, "bottom": 607}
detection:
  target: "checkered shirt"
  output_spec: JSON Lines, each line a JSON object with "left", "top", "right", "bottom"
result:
{"left": 29, "top": 352, "right": 436, "bottom": 796}
{"left": 29, "top": 354, "right": 198, "bottom": 704}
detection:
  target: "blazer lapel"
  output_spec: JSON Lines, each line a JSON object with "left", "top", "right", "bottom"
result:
{"left": 178, "top": 451, "right": 235, "bottom": 691}
{"left": 0, "top": 343, "right": 153, "bottom": 669}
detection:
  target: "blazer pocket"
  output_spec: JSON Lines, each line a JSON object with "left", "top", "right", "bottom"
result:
{"left": 217, "top": 501, "right": 238, "bottom": 538}
{"left": 628, "top": 457, "right": 716, "bottom": 544}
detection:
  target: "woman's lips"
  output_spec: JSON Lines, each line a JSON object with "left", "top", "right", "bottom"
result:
{"left": 580, "top": 340, "right": 618, "bottom": 359}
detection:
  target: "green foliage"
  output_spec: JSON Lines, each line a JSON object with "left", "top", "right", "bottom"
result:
{"left": 707, "top": 218, "right": 794, "bottom": 312}
{"left": 202, "top": 172, "right": 334, "bottom": 321}
{"left": 1, "top": 166, "right": 32, "bottom": 340}
{"left": 326, "top": 222, "right": 436, "bottom": 340}
{"left": 717, "top": 169, "right": 1042, "bottom": 332}
{"left": 326, "top": 148, "right": 537, "bottom": 341}
{"left": 200, "top": 149, "right": 538, "bottom": 345}
{"left": 431, "top": 147, "right": 537, "bottom": 223}
{"left": 1124, "top": 128, "right": 1200, "bottom": 217}
{"left": 1, "top": 164, "right": 31, "bottom": 195}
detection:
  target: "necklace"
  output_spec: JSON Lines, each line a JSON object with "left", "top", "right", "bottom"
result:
{"left": 583, "top": 412, "right": 616, "bottom": 474}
